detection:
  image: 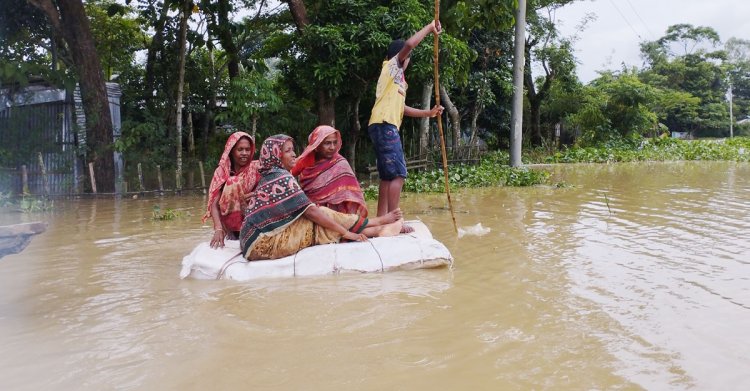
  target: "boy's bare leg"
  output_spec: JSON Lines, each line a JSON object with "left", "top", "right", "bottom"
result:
{"left": 376, "top": 179, "right": 391, "bottom": 217}
{"left": 368, "top": 208, "right": 402, "bottom": 225}
{"left": 387, "top": 177, "right": 404, "bottom": 212}
{"left": 387, "top": 177, "right": 413, "bottom": 233}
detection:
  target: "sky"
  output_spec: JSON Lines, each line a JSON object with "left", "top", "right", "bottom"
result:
{"left": 554, "top": 0, "right": 750, "bottom": 83}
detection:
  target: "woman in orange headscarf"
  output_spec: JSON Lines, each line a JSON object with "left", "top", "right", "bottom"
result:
{"left": 203, "top": 131, "right": 261, "bottom": 248}
{"left": 291, "top": 125, "right": 368, "bottom": 217}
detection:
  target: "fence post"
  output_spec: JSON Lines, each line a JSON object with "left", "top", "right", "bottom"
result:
{"left": 156, "top": 164, "right": 164, "bottom": 195}
{"left": 88, "top": 162, "right": 97, "bottom": 194}
{"left": 21, "top": 165, "right": 29, "bottom": 195}
{"left": 37, "top": 152, "right": 50, "bottom": 196}
{"left": 198, "top": 161, "right": 206, "bottom": 194}
{"left": 137, "top": 163, "right": 145, "bottom": 192}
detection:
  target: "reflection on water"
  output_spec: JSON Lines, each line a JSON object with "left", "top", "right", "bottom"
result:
{"left": 1, "top": 161, "right": 749, "bottom": 390}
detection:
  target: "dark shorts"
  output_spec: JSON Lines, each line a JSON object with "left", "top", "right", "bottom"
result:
{"left": 368, "top": 123, "right": 407, "bottom": 180}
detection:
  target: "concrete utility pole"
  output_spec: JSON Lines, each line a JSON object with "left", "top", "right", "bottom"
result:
{"left": 510, "top": 0, "right": 526, "bottom": 167}
{"left": 728, "top": 82, "right": 734, "bottom": 138}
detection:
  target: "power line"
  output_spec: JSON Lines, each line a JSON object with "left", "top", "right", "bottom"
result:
{"left": 623, "top": 0, "right": 656, "bottom": 39}
{"left": 607, "top": 0, "right": 643, "bottom": 41}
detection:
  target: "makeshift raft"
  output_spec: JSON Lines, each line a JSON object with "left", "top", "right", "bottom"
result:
{"left": 0, "top": 222, "right": 47, "bottom": 259}
{"left": 180, "top": 220, "right": 452, "bottom": 281}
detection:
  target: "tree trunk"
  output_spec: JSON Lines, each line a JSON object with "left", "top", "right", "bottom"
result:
{"left": 439, "top": 85, "right": 461, "bottom": 149}
{"left": 470, "top": 100, "right": 482, "bottom": 146}
{"left": 529, "top": 100, "right": 542, "bottom": 146}
{"left": 345, "top": 95, "right": 362, "bottom": 174}
{"left": 317, "top": 90, "right": 335, "bottom": 126}
{"left": 251, "top": 114, "right": 258, "bottom": 139}
{"left": 29, "top": 0, "right": 115, "bottom": 192}
{"left": 187, "top": 110, "right": 195, "bottom": 188}
{"left": 419, "top": 82, "right": 433, "bottom": 157}
{"left": 174, "top": 1, "right": 191, "bottom": 190}
{"left": 284, "top": 0, "right": 309, "bottom": 32}
{"left": 215, "top": 0, "right": 240, "bottom": 79}
{"left": 285, "top": 0, "right": 336, "bottom": 125}
{"left": 523, "top": 37, "right": 553, "bottom": 147}
{"left": 202, "top": 47, "right": 218, "bottom": 160}
{"left": 144, "top": 1, "right": 170, "bottom": 103}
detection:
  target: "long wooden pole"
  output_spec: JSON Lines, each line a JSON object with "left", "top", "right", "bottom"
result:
{"left": 433, "top": 0, "right": 458, "bottom": 234}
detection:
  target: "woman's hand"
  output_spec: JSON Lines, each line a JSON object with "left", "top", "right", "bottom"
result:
{"left": 343, "top": 231, "right": 367, "bottom": 242}
{"left": 210, "top": 229, "right": 225, "bottom": 249}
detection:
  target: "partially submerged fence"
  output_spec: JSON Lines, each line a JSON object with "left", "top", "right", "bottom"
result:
{"left": 0, "top": 83, "right": 124, "bottom": 196}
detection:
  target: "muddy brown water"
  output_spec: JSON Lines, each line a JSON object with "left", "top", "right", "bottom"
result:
{"left": 1, "top": 161, "right": 749, "bottom": 390}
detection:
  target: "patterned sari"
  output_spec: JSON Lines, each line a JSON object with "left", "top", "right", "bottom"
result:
{"left": 240, "top": 135, "right": 367, "bottom": 261}
{"left": 203, "top": 131, "right": 260, "bottom": 233}
{"left": 291, "top": 125, "right": 367, "bottom": 217}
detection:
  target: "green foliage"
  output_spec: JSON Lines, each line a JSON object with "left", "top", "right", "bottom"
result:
{"left": 85, "top": 0, "right": 147, "bottom": 80}
{"left": 542, "top": 136, "right": 750, "bottom": 164}
{"left": 639, "top": 24, "right": 729, "bottom": 136}
{"left": 218, "top": 70, "right": 283, "bottom": 131}
{"left": 404, "top": 151, "right": 549, "bottom": 193}
{"left": 362, "top": 184, "right": 379, "bottom": 201}
{"left": 152, "top": 205, "right": 182, "bottom": 221}
{"left": 19, "top": 197, "right": 53, "bottom": 213}
{"left": 0, "top": 191, "right": 12, "bottom": 207}
{"left": 567, "top": 70, "right": 659, "bottom": 144}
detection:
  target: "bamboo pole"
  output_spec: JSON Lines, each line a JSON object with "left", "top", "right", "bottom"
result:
{"left": 21, "top": 165, "right": 29, "bottom": 195}
{"left": 156, "top": 164, "right": 164, "bottom": 194}
{"left": 38, "top": 152, "right": 50, "bottom": 196}
{"left": 88, "top": 162, "right": 97, "bottom": 194}
{"left": 433, "top": 0, "right": 458, "bottom": 234}
{"left": 198, "top": 161, "right": 206, "bottom": 194}
{"left": 137, "top": 163, "right": 145, "bottom": 192}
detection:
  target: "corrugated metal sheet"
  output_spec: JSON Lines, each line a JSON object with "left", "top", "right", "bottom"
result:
{"left": 0, "top": 83, "right": 121, "bottom": 195}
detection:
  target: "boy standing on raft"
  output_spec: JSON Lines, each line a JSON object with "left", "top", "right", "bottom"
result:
{"left": 368, "top": 20, "right": 444, "bottom": 228}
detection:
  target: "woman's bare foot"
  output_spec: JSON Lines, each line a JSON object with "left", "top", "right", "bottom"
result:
{"left": 361, "top": 219, "right": 403, "bottom": 238}
{"left": 378, "top": 219, "right": 403, "bottom": 237}
{"left": 400, "top": 224, "right": 415, "bottom": 234}
{"left": 369, "top": 208, "right": 402, "bottom": 225}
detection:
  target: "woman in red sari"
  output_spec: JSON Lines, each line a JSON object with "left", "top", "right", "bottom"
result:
{"left": 203, "top": 131, "right": 261, "bottom": 248}
{"left": 291, "top": 125, "right": 368, "bottom": 217}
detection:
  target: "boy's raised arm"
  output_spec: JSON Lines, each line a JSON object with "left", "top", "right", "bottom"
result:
{"left": 397, "top": 20, "right": 442, "bottom": 66}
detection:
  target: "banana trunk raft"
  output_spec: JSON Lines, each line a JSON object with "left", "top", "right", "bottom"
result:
{"left": 180, "top": 220, "right": 453, "bottom": 280}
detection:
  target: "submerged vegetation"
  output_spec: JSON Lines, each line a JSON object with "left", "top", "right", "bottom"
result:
{"left": 151, "top": 205, "right": 182, "bottom": 221}
{"left": 363, "top": 151, "right": 551, "bottom": 199}
{"left": 363, "top": 135, "right": 750, "bottom": 199}
{"left": 535, "top": 136, "right": 750, "bottom": 164}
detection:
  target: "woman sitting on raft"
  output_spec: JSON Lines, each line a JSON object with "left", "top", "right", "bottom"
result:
{"left": 240, "top": 135, "right": 403, "bottom": 261}
{"left": 204, "top": 131, "right": 261, "bottom": 249}
{"left": 291, "top": 125, "right": 367, "bottom": 217}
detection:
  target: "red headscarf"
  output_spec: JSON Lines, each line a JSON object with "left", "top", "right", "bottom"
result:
{"left": 202, "top": 132, "right": 260, "bottom": 226}
{"left": 290, "top": 125, "right": 367, "bottom": 217}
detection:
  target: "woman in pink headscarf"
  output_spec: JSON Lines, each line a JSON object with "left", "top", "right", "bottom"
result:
{"left": 203, "top": 131, "right": 261, "bottom": 248}
{"left": 291, "top": 125, "right": 368, "bottom": 217}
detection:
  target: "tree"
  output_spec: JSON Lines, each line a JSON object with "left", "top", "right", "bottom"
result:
{"left": 277, "top": 0, "right": 472, "bottom": 166}
{"left": 522, "top": 0, "right": 577, "bottom": 146}
{"left": 640, "top": 24, "right": 728, "bottom": 136}
{"left": 27, "top": 0, "right": 116, "bottom": 192}
{"left": 568, "top": 70, "right": 659, "bottom": 145}
{"left": 725, "top": 38, "right": 750, "bottom": 120}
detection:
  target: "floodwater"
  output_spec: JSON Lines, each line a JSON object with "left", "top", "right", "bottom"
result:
{"left": 1, "top": 161, "right": 749, "bottom": 390}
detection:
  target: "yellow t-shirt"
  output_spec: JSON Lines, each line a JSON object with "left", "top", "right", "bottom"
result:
{"left": 368, "top": 57, "right": 408, "bottom": 129}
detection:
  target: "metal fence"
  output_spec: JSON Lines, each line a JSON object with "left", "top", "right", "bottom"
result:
{"left": 0, "top": 83, "right": 122, "bottom": 196}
